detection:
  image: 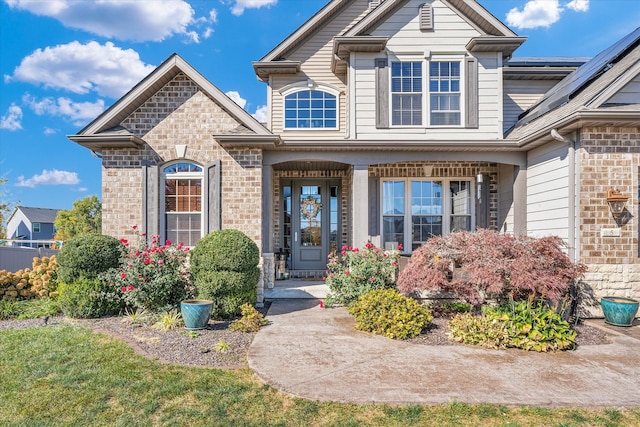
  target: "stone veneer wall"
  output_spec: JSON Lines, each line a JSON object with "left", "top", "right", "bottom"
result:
{"left": 579, "top": 126, "right": 640, "bottom": 305}
{"left": 369, "top": 161, "right": 499, "bottom": 231}
{"left": 101, "top": 73, "right": 263, "bottom": 250}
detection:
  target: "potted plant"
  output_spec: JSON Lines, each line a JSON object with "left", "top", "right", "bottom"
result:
{"left": 600, "top": 296, "right": 639, "bottom": 327}
{"left": 180, "top": 299, "right": 214, "bottom": 330}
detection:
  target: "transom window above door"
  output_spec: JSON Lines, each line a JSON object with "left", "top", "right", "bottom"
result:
{"left": 162, "top": 162, "right": 203, "bottom": 247}
{"left": 382, "top": 178, "right": 473, "bottom": 252}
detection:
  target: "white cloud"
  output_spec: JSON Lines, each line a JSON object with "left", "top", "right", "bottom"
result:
{"left": 566, "top": 0, "right": 589, "bottom": 12}
{"left": 23, "top": 94, "right": 105, "bottom": 122}
{"left": 16, "top": 169, "right": 80, "bottom": 188}
{"left": 8, "top": 41, "right": 155, "bottom": 98}
{"left": 506, "top": 0, "right": 590, "bottom": 30}
{"left": 209, "top": 9, "right": 218, "bottom": 23}
{"left": 506, "top": 0, "right": 561, "bottom": 29}
{"left": 0, "top": 104, "right": 23, "bottom": 131}
{"left": 43, "top": 127, "right": 58, "bottom": 135}
{"left": 203, "top": 27, "right": 214, "bottom": 39}
{"left": 230, "top": 0, "right": 278, "bottom": 16}
{"left": 226, "top": 91, "right": 247, "bottom": 108}
{"left": 252, "top": 105, "right": 268, "bottom": 123}
{"left": 5, "top": 0, "right": 195, "bottom": 42}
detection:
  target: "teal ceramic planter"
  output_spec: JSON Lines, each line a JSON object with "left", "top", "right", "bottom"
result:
{"left": 600, "top": 297, "right": 639, "bottom": 327}
{"left": 181, "top": 300, "right": 213, "bottom": 330}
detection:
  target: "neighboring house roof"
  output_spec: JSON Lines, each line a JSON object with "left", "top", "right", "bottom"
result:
{"left": 69, "top": 53, "right": 278, "bottom": 151}
{"left": 507, "top": 27, "right": 640, "bottom": 146}
{"left": 254, "top": 0, "right": 525, "bottom": 79}
{"left": 7, "top": 206, "right": 60, "bottom": 225}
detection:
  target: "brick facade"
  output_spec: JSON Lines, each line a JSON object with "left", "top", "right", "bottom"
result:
{"left": 579, "top": 126, "right": 640, "bottom": 301}
{"left": 101, "top": 73, "right": 263, "bottom": 250}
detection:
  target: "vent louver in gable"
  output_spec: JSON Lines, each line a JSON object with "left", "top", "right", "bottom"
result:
{"left": 420, "top": 3, "right": 433, "bottom": 31}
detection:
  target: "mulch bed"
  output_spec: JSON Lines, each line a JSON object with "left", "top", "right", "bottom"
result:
{"left": 0, "top": 305, "right": 611, "bottom": 369}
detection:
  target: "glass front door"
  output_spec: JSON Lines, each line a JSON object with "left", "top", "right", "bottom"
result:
{"left": 284, "top": 180, "right": 340, "bottom": 271}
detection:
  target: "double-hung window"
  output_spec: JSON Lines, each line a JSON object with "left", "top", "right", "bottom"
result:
{"left": 162, "top": 162, "right": 203, "bottom": 247}
{"left": 391, "top": 61, "right": 422, "bottom": 126}
{"left": 389, "top": 59, "right": 463, "bottom": 127}
{"left": 382, "top": 178, "right": 473, "bottom": 252}
{"left": 430, "top": 61, "right": 461, "bottom": 125}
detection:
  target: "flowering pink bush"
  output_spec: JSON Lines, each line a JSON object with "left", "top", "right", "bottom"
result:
{"left": 107, "top": 226, "right": 192, "bottom": 311}
{"left": 397, "top": 229, "right": 586, "bottom": 306}
{"left": 324, "top": 243, "right": 401, "bottom": 306}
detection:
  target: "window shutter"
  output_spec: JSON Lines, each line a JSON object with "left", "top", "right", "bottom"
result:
{"left": 465, "top": 57, "right": 478, "bottom": 128}
{"left": 368, "top": 177, "right": 380, "bottom": 236}
{"left": 375, "top": 58, "right": 389, "bottom": 129}
{"left": 205, "top": 160, "right": 221, "bottom": 233}
{"left": 142, "top": 161, "right": 159, "bottom": 238}
{"left": 475, "top": 174, "right": 490, "bottom": 229}
{"left": 420, "top": 4, "right": 433, "bottom": 31}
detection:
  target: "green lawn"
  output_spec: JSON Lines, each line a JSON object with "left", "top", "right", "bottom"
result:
{"left": 1, "top": 326, "right": 639, "bottom": 426}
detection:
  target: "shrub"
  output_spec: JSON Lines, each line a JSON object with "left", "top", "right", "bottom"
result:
{"left": 189, "top": 229, "right": 259, "bottom": 274}
{"left": 107, "top": 228, "right": 191, "bottom": 312}
{"left": 194, "top": 270, "right": 259, "bottom": 319}
{"left": 230, "top": 303, "right": 268, "bottom": 332}
{"left": 397, "top": 229, "right": 587, "bottom": 306}
{"left": 348, "top": 288, "right": 433, "bottom": 340}
{"left": 57, "top": 234, "right": 125, "bottom": 283}
{"left": 448, "top": 313, "right": 510, "bottom": 349}
{"left": 57, "top": 278, "right": 124, "bottom": 318}
{"left": 190, "top": 230, "right": 260, "bottom": 319}
{"left": 448, "top": 299, "right": 577, "bottom": 352}
{"left": 0, "top": 256, "right": 59, "bottom": 300}
{"left": 325, "top": 243, "right": 401, "bottom": 306}
{"left": 229, "top": 304, "right": 269, "bottom": 332}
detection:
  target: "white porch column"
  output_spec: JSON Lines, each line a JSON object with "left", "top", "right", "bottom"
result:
{"left": 352, "top": 164, "right": 369, "bottom": 247}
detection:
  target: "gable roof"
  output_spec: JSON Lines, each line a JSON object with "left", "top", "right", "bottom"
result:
{"left": 254, "top": 0, "right": 525, "bottom": 80}
{"left": 9, "top": 207, "right": 60, "bottom": 225}
{"left": 70, "top": 53, "right": 274, "bottom": 151}
{"left": 508, "top": 27, "right": 640, "bottom": 145}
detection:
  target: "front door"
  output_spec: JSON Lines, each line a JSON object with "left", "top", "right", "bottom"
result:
{"left": 289, "top": 180, "right": 340, "bottom": 271}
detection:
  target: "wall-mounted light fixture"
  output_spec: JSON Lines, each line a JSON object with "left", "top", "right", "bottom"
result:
{"left": 606, "top": 188, "right": 629, "bottom": 217}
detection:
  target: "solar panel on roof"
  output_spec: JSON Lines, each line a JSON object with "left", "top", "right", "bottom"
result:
{"left": 516, "top": 27, "right": 640, "bottom": 126}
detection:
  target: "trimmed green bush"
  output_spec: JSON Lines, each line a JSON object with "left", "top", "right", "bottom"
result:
{"left": 348, "top": 288, "right": 433, "bottom": 340}
{"left": 57, "top": 234, "right": 125, "bottom": 283}
{"left": 190, "top": 230, "right": 260, "bottom": 319}
{"left": 58, "top": 278, "right": 124, "bottom": 318}
{"left": 193, "top": 270, "right": 259, "bottom": 319}
{"left": 190, "top": 229, "right": 259, "bottom": 274}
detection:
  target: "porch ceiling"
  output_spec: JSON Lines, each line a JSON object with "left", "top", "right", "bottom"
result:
{"left": 272, "top": 160, "right": 350, "bottom": 171}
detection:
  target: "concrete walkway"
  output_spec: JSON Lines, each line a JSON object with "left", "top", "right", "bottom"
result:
{"left": 248, "top": 300, "right": 640, "bottom": 407}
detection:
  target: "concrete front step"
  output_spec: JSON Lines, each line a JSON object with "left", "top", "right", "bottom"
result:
{"left": 265, "top": 279, "right": 329, "bottom": 299}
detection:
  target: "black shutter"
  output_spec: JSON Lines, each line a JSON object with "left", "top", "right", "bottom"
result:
{"left": 368, "top": 177, "right": 380, "bottom": 236}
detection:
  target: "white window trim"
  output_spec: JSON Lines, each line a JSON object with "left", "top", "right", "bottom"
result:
{"left": 160, "top": 161, "right": 205, "bottom": 248}
{"left": 388, "top": 54, "right": 466, "bottom": 128}
{"left": 281, "top": 82, "right": 341, "bottom": 131}
{"left": 32, "top": 222, "right": 41, "bottom": 233}
{"left": 380, "top": 177, "right": 475, "bottom": 253}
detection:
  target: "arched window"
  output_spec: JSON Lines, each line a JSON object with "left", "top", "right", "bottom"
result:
{"left": 284, "top": 89, "right": 337, "bottom": 129}
{"left": 162, "top": 162, "right": 203, "bottom": 247}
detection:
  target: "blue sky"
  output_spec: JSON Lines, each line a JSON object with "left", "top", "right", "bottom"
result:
{"left": 1, "top": 0, "right": 639, "bottom": 214}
